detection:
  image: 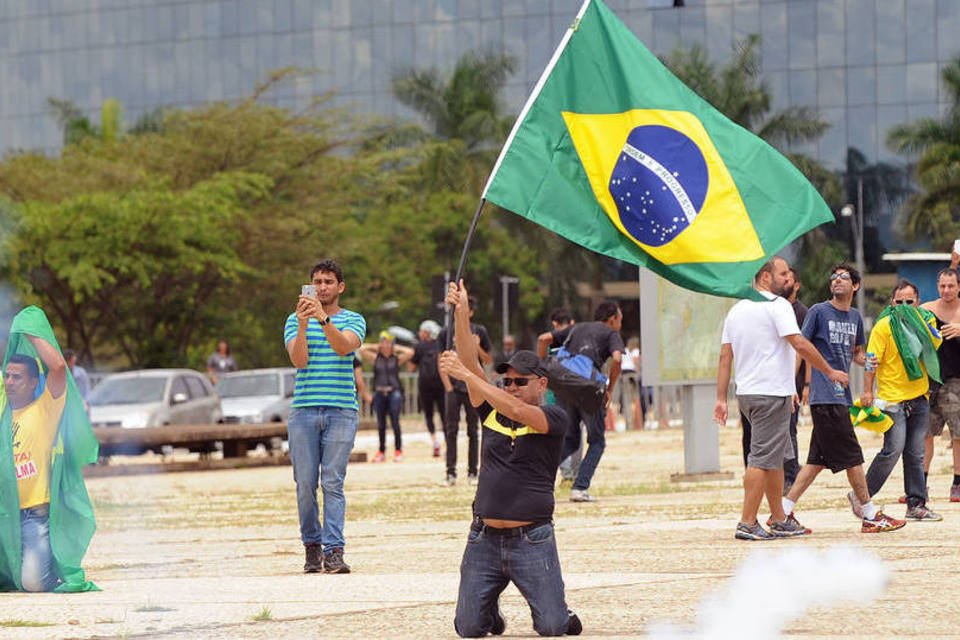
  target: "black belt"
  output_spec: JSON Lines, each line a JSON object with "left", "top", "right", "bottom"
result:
{"left": 471, "top": 516, "right": 550, "bottom": 537}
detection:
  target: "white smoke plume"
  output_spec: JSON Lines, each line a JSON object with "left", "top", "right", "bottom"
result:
{"left": 647, "top": 545, "right": 888, "bottom": 640}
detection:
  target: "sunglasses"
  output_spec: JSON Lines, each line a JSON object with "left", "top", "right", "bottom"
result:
{"left": 501, "top": 377, "right": 532, "bottom": 388}
{"left": 895, "top": 299, "right": 916, "bottom": 305}
{"left": 829, "top": 272, "right": 852, "bottom": 282}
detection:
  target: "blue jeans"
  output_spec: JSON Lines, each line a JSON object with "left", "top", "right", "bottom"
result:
{"left": 865, "top": 396, "right": 929, "bottom": 507}
{"left": 455, "top": 522, "right": 570, "bottom": 637}
{"left": 21, "top": 505, "right": 58, "bottom": 592}
{"left": 287, "top": 406, "right": 358, "bottom": 549}
{"left": 560, "top": 402, "right": 605, "bottom": 491}
{"left": 372, "top": 389, "right": 403, "bottom": 452}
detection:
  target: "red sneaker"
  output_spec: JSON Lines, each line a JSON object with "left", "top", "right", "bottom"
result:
{"left": 897, "top": 495, "right": 907, "bottom": 504}
{"left": 371, "top": 451, "right": 385, "bottom": 463}
{"left": 393, "top": 450, "right": 403, "bottom": 462}
{"left": 862, "top": 511, "right": 906, "bottom": 533}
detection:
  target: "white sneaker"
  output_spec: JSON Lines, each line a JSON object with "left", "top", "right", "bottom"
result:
{"left": 570, "top": 489, "right": 596, "bottom": 503}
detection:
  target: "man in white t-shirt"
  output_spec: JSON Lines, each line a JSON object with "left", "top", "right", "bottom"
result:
{"left": 714, "top": 257, "right": 849, "bottom": 541}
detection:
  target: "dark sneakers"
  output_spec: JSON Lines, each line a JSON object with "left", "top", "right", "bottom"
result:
{"left": 304, "top": 544, "right": 323, "bottom": 573}
{"left": 323, "top": 547, "right": 351, "bottom": 574}
{"left": 490, "top": 609, "right": 506, "bottom": 635}
{"left": 567, "top": 611, "right": 583, "bottom": 636}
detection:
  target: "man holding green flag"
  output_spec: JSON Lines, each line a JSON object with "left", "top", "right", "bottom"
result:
{"left": 0, "top": 306, "right": 98, "bottom": 592}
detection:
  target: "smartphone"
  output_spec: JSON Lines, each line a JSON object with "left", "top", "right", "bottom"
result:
{"left": 953, "top": 239, "right": 960, "bottom": 255}
{"left": 301, "top": 284, "right": 317, "bottom": 299}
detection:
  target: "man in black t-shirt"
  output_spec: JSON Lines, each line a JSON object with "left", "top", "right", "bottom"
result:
{"left": 440, "top": 281, "right": 581, "bottom": 638}
{"left": 410, "top": 320, "right": 444, "bottom": 457}
{"left": 558, "top": 301, "right": 624, "bottom": 503}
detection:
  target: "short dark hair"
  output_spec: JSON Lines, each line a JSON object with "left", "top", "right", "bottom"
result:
{"left": 831, "top": 262, "right": 861, "bottom": 286}
{"left": 893, "top": 278, "right": 919, "bottom": 300}
{"left": 754, "top": 257, "right": 784, "bottom": 283}
{"left": 937, "top": 268, "right": 959, "bottom": 283}
{"left": 594, "top": 300, "right": 620, "bottom": 322}
{"left": 549, "top": 308, "right": 573, "bottom": 325}
{"left": 310, "top": 259, "right": 344, "bottom": 283}
{"left": 7, "top": 353, "right": 39, "bottom": 379}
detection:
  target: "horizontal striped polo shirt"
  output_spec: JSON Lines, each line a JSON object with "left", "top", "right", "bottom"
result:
{"left": 284, "top": 308, "right": 366, "bottom": 409}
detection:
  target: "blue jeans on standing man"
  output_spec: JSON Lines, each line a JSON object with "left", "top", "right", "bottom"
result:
{"left": 21, "top": 504, "right": 58, "bottom": 592}
{"left": 560, "top": 402, "right": 605, "bottom": 492}
{"left": 455, "top": 520, "right": 570, "bottom": 637}
{"left": 865, "top": 396, "right": 929, "bottom": 507}
{"left": 287, "top": 406, "right": 358, "bottom": 550}
{"left": 372, "top": 389, "right": 403, "bottom": 453}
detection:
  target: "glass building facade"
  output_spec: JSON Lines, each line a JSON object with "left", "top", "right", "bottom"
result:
{"left": 0, "top": 0, "right": 956, "bottom": 241}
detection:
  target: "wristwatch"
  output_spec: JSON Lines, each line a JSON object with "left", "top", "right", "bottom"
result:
{"left": 318, "top": 316, "right": 330, "bottom": 326}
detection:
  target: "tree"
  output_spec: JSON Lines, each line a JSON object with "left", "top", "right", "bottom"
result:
{"left": 391, "top": 49, "right": 517, "bottom": 194}
{"left": 887, "top": 56, "right": 960, "bottom": 246}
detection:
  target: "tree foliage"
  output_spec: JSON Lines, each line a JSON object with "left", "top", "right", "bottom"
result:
{"left": 887, "top": 56, "right": 960, "bottom": 246}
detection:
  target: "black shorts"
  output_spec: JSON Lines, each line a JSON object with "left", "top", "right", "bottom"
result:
{"left": 807, "top": 404, "right": 864, "bottom": 473}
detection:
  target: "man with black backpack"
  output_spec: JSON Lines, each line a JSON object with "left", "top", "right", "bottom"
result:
{"left": 410, "top": 319, "right": 444, "bottom": 458}
{"left": 555, "top": 301, "right": 624, "bottom": 503}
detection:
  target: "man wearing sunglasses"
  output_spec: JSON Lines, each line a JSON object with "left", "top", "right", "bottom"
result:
{"left": 781, "top": 264, "right": 905, "bottom": 533}
{"left": 439, "top": 281, "right": 581, "bottom": 637}
{"left": 857, "top": 280, "right": 943, "bottom": 521}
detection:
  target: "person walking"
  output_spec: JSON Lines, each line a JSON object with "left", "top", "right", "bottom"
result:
{"left": 439, "top": 280, "right": 581, "bottom": 638}
{"left": 780, "top": 264, "right": 905, "bottom": 534}
{"left": 359, "top": 331, "right": 414, "bottom": 462}
{"left": 410, "top": 319, "right": 444, "bottom": 458}
{"left": 206, "top": 339, "right": 237, "bottom": 385}
{"left": 557, "top": 301, "right": 624, "bottom": 503}
{"left": 919, "top": 267, "right": 960, "bottom": 502}
{"left": 858, "top": 280, "right": 943, "bottom": 522}
{"left": 714, "top": 256, "right": 849, "bottom": 541}
{"left": 285, "top": 259, "right": 366, "bottom": 574}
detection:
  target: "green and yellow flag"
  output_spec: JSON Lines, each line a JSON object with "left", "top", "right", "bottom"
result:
{"left": 0, "top": 306, "right": 99, "bottom": 592}
{"left": 482, "top": 0, "right": 833, "bottom": 298}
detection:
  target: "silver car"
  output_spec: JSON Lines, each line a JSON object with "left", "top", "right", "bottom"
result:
{"left": 88, "top": 369, "right": 223, "bottom": 429}
{"left": 217, "top": 368, "right": 295, "bottom": 424}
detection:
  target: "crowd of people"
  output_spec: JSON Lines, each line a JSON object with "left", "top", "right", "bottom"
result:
{"left": 717, "top": 255, "right": 960, "bottom": 541}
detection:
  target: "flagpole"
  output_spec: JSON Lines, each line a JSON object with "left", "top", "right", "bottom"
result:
{"left": 445, "top": 198, "right": 487, "bottom": 349}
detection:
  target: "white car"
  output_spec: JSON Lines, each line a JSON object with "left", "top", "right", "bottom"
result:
{"left": 217, "top": 368, "right": 296, "bottom": 424}
{"left": 88, "top": 369, "right": 223, "bottom": 429}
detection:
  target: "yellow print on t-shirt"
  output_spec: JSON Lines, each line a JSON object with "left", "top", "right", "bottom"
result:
{"left": 11, "top": 387, "right": 65, "bottom": 509}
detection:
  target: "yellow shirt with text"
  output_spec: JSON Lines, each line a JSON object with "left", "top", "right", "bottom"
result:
{"left": 866, "top": 316, "right": 930, "bottom": 403}
{"left": 12, "top": 387, "right": 66, "bottom": 509}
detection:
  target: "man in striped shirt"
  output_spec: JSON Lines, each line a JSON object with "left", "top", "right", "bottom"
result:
{"left": 285, "top": 259, "right": 366, "bottom": 574}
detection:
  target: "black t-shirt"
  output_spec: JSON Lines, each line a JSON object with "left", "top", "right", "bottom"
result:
{"left": 562, "top": 321, "right": 624, "bottom": 369}
{"left": 437, "top": 323, "right": 492, "bottom": 392}
{"left": 411, "top": 339, "right": 443, "bottom": 391}
{"left": 548, "top": 326, "right": 573, "bottom": 354}
{"left": 473, "top": 401, "right": 568, "bottom": 523}
{"left": 373, "top": 353, "right": 401, "bottom": 391}
{"left": 934, "top": 316, "right": 960, "bottom": 380}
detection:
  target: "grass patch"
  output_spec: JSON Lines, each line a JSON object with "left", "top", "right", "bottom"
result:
{"left": 251, "top": 606, "right": 273, "bottom": 622}
{"left": 0, "top": 620, "right": 55, "bottom": 627}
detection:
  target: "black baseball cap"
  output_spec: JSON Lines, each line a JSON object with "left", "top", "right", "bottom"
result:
{"left": 494, "top": 350, "right": 548, "bottom": 377}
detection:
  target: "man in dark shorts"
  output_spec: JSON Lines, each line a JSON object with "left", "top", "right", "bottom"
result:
{"left": 782, "top": 264, "right": 905, "bottom": 533}
{"left": 440, "top": 281, "right": 581, "bottom": 637}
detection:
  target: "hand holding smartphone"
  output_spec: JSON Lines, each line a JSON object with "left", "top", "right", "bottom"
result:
{"left": 301, "top": 284, "right": 317, "bottom": 299}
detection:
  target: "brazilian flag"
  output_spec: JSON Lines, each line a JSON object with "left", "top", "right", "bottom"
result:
{"left": 0, "top": 306, "right": 99, "bottom": 592}
{"left": 482, "top": 0, "right": 833, "bottom": 299}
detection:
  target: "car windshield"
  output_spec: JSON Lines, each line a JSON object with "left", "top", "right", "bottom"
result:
{"left": 88, "top": 377, "right": 167, "bottom": 406}
{"left": 217, "top": 374, "right": 280, "bottom": 398}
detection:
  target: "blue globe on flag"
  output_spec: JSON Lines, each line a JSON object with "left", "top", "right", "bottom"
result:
{"left": 608, "top": 125, "right": 709, "bottom": 247}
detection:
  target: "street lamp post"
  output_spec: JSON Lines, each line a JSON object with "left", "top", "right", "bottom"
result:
{"left": 841, "top": 177, "right": 866, "bottom": 322}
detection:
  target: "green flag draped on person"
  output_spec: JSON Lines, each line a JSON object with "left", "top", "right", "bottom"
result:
{"left": 0, "top": 306, "right": 99, "bottom": 592}
{"left": 482, "top": 0, "right": 833, "bottom": 299}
